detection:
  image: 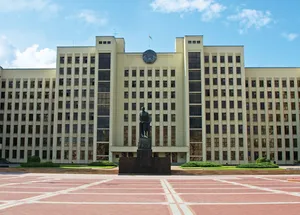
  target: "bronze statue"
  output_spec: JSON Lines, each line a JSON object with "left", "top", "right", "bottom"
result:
{"left": 139, "top": 107, "right": 151, "bottom": 138}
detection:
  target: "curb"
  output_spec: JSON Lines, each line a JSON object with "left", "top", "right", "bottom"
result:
{"left": 1, "top": 168, "right": 300, "bottom": 175}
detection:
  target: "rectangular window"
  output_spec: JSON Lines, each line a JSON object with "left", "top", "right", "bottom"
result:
{"left": 98, "top": 71, "right": 110, "bottom": 80}
{"left": 98, "top": 53, "right": 111, "bottom": 69}
{"left": 188, "top": 52, "right": 201, "bottom": 69}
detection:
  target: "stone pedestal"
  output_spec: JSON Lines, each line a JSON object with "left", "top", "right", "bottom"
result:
{"left": 118, "top": 137, "right": 171, "bottom": 175}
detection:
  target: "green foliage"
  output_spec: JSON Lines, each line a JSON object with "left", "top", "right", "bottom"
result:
{"left": 88, "top": 161, "right": 118, "bottom": 167}
{"left": 181, "top": 161, "right": 222, "bottom": 168}
{"left": 20, "top": 162, "right": 60, "bottom": 168}
{"left": 256, "top": 157, "right": 271, "bottom": 163}
{"left": 236, "top": 162, "right": 279, "bottom": 168}
{"left": 27, "top": 156, "right": 41, "bottom": 163}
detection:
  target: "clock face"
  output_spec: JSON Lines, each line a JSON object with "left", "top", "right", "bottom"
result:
{"left": 142, "top": 49, "right": 157, "bottom": 64}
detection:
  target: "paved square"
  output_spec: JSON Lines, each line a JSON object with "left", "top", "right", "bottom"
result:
{"left": 0, "top": 173, "right": 300, "bottom": 214}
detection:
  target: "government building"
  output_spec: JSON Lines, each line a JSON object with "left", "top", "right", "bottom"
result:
{"left": 0, "top": 35, "right": 299, "bottom": 165}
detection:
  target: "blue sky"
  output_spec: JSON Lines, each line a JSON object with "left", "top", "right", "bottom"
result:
{"left": 0, "top": 0, "right": 299, "bottom": 68}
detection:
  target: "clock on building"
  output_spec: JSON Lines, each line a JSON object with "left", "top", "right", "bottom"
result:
{"left": 142, "top": 49, "right": 157, "bottom": 64}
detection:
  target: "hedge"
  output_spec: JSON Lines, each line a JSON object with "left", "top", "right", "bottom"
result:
{"left": 181, "top": 161, "right": 222, "bottom": 167}
{"left": 88, "top": 161, "right": 118, "bottom": 167}
{"left": 20, "top": 162, "right": 60, "bottom": 168}
{"left": 236, "top": 162, "right": 279, "bottom": 168}
{"left": 27, "top": 156, "right": 41, "bottom": 163}
{"left": 256, "top": 157, "right": 271, "bottom": 164}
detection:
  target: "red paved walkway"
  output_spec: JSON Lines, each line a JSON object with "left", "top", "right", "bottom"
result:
{"left": 0, "top": 174, "right": 299, "bottom": 214}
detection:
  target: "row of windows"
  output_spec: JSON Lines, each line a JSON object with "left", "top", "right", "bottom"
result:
{"left": 124, "top": 91, "right": 176, "bottom": 99}
{"left": 247, "top": 91, "right": 298, "bottom": 99}
{"left": 246, "top": 102, "right": 298, "bottom": 111}
{"left": 246, "top": 79, "right": 300, "bottom": 88}
{"left": 124, "top": 103, "right": 176, "bottom": 112}
{"left": 205, "top": 89, "right": 243, "bottom": 97}
{"left": 1, "top": 137, "right": 52, "bottom": 147}
{"left": 124, "top": 69, "right": 176, "bottom": 77}
{"left": 205, "top": 78, "right": 242, "bottom": 86}
{"left": 204, "top": 55, "right": 241, "bottom": 64}
{"left": 248, "top": 113, "right": 298, "bottom": 122}
{"left": 206, "top": 124, "right": 243, "bottom": 134}
{"left": 124, "top": 80, "right": 176, "bottom": 88}
{"left": 1, "top": 92, "right": 54, "bottom": 100}
{"left": 58, "top": 88, "right": 95, "bottom": 98}
{"left": 1, "top": 149, "right": 100, "bottom": 161}
{"left": 206, "top": 100, "right": 243, "bottom": 109}
{"left": 57, "top": 124, "right": 94, "bottom": 134}
{"left": 124, "top": 114, "right": 176, "bottom": 123}
{"left": 205, "top": 67, "right": 241, "bottom": 74}
{"left": 206, "top": 151, "right": 298, "bottom": 161}
{"left": 0, "top": 124, "right": 53, "bottom": 134}
{"left": 248, "top": 126, "right": 298, "bottom": 135}
{"left": 59, "top": 56, "right": 95, "bottom": 64}
{"left": 59, "top": 67, "right": 95, "bottom": 76}
{"left": 1, "top": 80, "right": 54, "bottom": 89}
{"left": 188, "top": 40, "right": 201, "bottom": 44}
{"left": 0, "top": 102, "right": 53, "bottom": 111}
{"left": 99, "top": 41, "right": 111, "bottom": 45}
{"left": 206, "top": 137, "right": 298, "bottom": 148}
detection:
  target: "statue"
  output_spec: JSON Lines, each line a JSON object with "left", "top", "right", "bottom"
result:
{"left": 139, "top": 107, "right": 151, "bottom": 138}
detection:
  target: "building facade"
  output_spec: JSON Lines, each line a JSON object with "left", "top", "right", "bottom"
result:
{"left": 0, "top": 35, "right": 299, "bottom": 165}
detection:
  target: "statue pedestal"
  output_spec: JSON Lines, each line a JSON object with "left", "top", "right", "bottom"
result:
{"left": 119, "top": 137, "right": 171, "bottom": 175}
{"left": 137, "top": 137, "right": 152, "bottom": 167}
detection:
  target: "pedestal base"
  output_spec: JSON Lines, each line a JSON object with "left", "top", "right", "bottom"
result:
{"left": 118, "top": 157, "right": 171, "bottom": 175}
{"left": 119, "top": 137, "right": 171, "bottom": 175}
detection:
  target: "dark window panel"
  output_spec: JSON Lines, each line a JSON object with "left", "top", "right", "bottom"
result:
{"left": 189, "top": 82, "right": 201, "bottom": 92}
{"left": 190, "top": 105, "right": 202, "bottom": 116}
{"left": 97, "top": 117, "right": 110, "bottom": 128}
{"left": 98, "top": 70, "right": 110, "bottom": 81}
{"left": 190, "top": 117, "right": 202, "bottom": 128}
{"left": 98, "top": 53, "right": 111, "bottom": 69}
{"left": 97, "top": 130, "right": 109, "bottom": 141}
{"left": 189, "top": 70, "right": 201, "bottom": 80}
{"left": 188, "top": 52, "right": 201, "bottom": 69}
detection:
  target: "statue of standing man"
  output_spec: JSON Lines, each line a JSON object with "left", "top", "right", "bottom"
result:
{"left": 139, "top": 107, "right": 151, "bottom": 138}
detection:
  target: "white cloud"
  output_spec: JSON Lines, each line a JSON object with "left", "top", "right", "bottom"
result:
{"left": 227, "top": 9, "right": 273, "bottom": 34}
{"left": 0, "top": 0, "right": 60, "bottom": 13}
{"left": 150, "top": 0, "right": 226, "bottom": 21}
{"left": 281, "top": 32, "right": 298, "bottom": 41}
{"left": 77, "top": 9, "right": 107, "bottom": 25}
{"left": 0, "top": 35, "right": 56, "bottom": 68}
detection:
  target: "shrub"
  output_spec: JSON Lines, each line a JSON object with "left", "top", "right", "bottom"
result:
{"left": 20, "top": 162, "right": 60, "bottom": 168}
{"left": 237, "top": 162, "right": 279, "bottom": 169}
{"left": 181, "top": 161, "right": 222, "bottom": 168}
{"left": 256, "top": 157, "right": 272, "bottom": 164}
{"left": 27, "top": 156, "right": 41, "bottom": 163}
{"left": 88, "top": 161, "right": 117, "bottom": 167}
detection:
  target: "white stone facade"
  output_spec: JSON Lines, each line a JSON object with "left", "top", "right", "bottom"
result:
{"left": 0, "top": 35, "right": 299, "bottom": 165}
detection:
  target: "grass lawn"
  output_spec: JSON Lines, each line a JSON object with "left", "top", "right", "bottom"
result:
{"left": 181, "top": 166, "right": 283, "bottom": 170}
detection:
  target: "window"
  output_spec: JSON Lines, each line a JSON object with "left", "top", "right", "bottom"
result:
{"left": 189, "top": 93, "right": 201, "bottom": 103}
{"left": 98, "top": 53, "right": 111, "bottom": 69}
{"left": 188, "top": 52, "right": 201, "bottom": 69}
{"left": 98, "top": 71, "right": 110, "bottom": 81}
{"left": 189, "top": 82, "right": 201, "bottom": 92}
{"left": 189, "top": 70, "right": 201, "bottom": 80}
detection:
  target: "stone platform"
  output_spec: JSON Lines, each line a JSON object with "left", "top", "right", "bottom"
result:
{"left": 118, "top": 137, "right": 171, "bottom": 175}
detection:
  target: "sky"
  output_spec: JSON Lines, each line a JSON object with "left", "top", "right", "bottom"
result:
{"left": 0, "top": 0, "right": 299, "bottom": 68}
